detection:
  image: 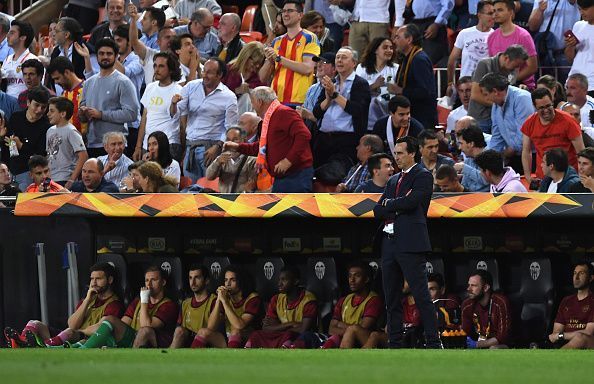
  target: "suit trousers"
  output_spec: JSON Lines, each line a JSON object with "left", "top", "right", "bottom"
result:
{"left": 381, "top": 236, "right": 440, "bottom": 347}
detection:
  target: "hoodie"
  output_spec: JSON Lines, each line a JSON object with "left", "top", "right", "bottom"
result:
{"left": 538, "top": 166, "right": 580, "bottom": 193}
{"left": 491, "top": 167, "right": 527, "bottom": 193}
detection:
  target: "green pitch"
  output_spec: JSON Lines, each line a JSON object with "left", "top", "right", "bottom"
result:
{"left": 2, "top": 349, "right": 594, "bottom": 383}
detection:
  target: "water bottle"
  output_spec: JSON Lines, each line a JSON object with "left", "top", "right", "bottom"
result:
{"left": 9, "top": 139, "right": 19, "bottom": 157}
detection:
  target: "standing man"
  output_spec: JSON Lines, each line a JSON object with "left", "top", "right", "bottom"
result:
{"left": 47, "top": 57, "right": 86, "bottom": 135}
{"left": 88, "top": 0, "right": 127, "bottom": 51}
{"left": 565, "top": 0, "right": 594, "bottom": 96}
{"left": 345, "top": 0, "right": 394, "bottom": 59}
{"left": 139, "top": 7, "right": 166, "bottom": 50}
{"left": 446, "top": 77, "right": 473, "bottom": 134}
{"left": 0, "top": 15, "right": 13, "bottom": 63}
{"left": 373, "top": 136, "right": 442, "bottom": 349}
{"left": 50, "top": 17, "right": 86, "bottom": 87}
{"left": 521, "top": 88, "right": 584, "bottom": 184}
{"left": 392, "top": 24, "right": 438, "bottom": 131}
{"left": 261, "top": 0, "right": 320, "bottom": 107}
{"left": 1, "top": 20, "right": 38, "bottom": 98}
{"left": 224, "top": 86, "right": 314, "bottom": 193}
{"left": 79, "top": 38, "right": 140, "bottom": 158}
{"left": 372, "top": 95, "right": 424, "bottom": 153}
{"left": 410, "top": 0, "right": 455, "bottom": 66}
{"left": 170, "top": 57, "right": 238, "bottom": 182}
{"left": 174, "top": 9, "right": 220, "bottom": 61}
{"left": 17, "top": 59, "right": 49, "bottom": 109}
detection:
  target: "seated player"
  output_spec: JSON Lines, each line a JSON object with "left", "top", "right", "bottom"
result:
{"left": 321, "top": 261, "right": 383, "bottom": 349}
{"left": 428, "top": 273, "right": 461, "bottom": 331}
{"left": 4, "top": 263, "right": 124, "bottom": 348}
{"left": 461, "top": 269, "right": 511, "bottom": 349}
{"left": 245, "top": 266, "right": 317, "bottom": 348}
{"left": 69, "top": 265, "right": 178, "bottom": 348}
{"left": 193, "top": 265, "right": 262, "bottom": 348}
{"left": 548, "top": 263, "right": 594, "bottom": 349}
{"left": 170, "top": 265, "right": 217, "bottom": 348}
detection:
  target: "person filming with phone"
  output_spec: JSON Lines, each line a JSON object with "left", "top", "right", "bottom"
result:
{"left": 565, "top": 0, "right": 594, "bottom": 98}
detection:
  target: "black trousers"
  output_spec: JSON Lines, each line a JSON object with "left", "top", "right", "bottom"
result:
{"left": 312, "top": 131, "right": 356, "bottom": 168}
{"left": 381, "top": 236, "right": 440, "bottom": 348}
{"left": 411, "top": 18, "right": 449, "bottom": 66}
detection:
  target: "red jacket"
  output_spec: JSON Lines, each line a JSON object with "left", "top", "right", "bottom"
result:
{"left": 238, "top": 105, "right": 313, "bottom": 178}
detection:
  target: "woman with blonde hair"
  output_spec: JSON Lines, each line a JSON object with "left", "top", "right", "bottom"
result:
{"left": 223, "top": 41, "right": 267, "bottom": 113}
{"left": 137, "top": 161, "right": 178, "bottom": 193}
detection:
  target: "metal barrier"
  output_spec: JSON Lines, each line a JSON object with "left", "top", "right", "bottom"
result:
{"left": 7, "top": 0, "right": 36, "bottom": 15}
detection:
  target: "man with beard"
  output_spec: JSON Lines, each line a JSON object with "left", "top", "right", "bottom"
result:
{"left": 79, "top": 38, "right": 140, "bottom": 158}
{"left": 461, "top": 269, "right": 511, "bottom": 349}
{"left": 4, "top": 263, "right": 124, "bottom": 348}
{"left": 170, "top": 265, "right": 217, "bottom": 348}
{"left": 418, "top": 130, "right": 454, "bottom": 190}
{"left": 548, "top": 263, "right": 594, "bottom": 349}
{"left": 521, "top": 88, "right": 584, "bottom": 185}
{"left": 245, "top": 266, "right": 317, "bottom": 348}
{"left": 68, "top": 265, "right": 178, "bottom": 348}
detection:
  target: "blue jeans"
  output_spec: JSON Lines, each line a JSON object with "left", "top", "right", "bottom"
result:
{"left": 272, "top": 167, "right": 313, "bottom": 193}
{"left": 183, "top": 145, "right": 207, "bottom": 183}
{"left": 14, "top": 172, "right": 32, "bottom": 192}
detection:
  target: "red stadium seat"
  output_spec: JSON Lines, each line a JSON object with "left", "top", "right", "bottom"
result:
{"left": 179, "top": 176, "right": 193, "bottom": 190}
{"left": 437, "top": 104, "right": 451, "bottom": 126}
{"left": 196, "top": 177, "right": 220, "bottom": 192}
{"left": 241, "top": 5, "right": 258, "bottom": 32}
{"left": 240, "top": 31, "right": 264, "bottom": 43}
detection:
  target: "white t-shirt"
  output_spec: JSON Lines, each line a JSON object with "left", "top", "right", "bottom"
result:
{"left": 547, "top": 179, "right": 559, "bottom": 193}
{"left": 580, "top": 95, "right": 594, "bottom": 128}
{"left": 446, "top": 105, "right": 468, "bottom": 133}
{"left": 1, "top": 49, "right": 39, "bottom": 98}
{"left": 355, "top": 63, "right": 398, "bottom": 98}
{"left": 142, "top": 47, "right": 157, "bottom": 85}
{"left": 454, "top": 26, "right": 493, "bottom": 78}
{"left": 568, "top": 21, "right": 594, "bottom": 91}
{"left": 164, "top": 159, "right": 181, "bottom": 187}
{"left": 140, "top": 81, "right": 183, "bottom": 148}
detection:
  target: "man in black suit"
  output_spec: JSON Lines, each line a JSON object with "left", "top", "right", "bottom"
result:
{"left": 373, "top": 136, "right": 442, "bottom": 348}
{"left": 313, "top": 46, "right": 371, "bottom": 168}
{"left": 49, "top": 17, "right": 86, "bottom": 92}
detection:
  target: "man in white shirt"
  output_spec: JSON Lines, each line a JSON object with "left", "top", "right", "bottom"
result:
{"left": 447, "top": 0, "right": 494, "bottom": 95}
{"left": 1, "top": 20, "right": 38, "bottom": 98}
{"left": 135, "top": 52, "right": 183, "bottom": 162}
{"left": 170, "top": 57, "right": 238, "bottom": 182}
{"left": 565, "top": 0, "right": 594, "bottom": 94}
{"left": 564, "top": 73, "right": 594, "bottom": 127}
{"left": 447, "top": 77, "right": 472, "bottom": 133}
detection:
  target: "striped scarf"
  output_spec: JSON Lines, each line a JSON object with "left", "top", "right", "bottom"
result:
{"left": 395, "top": 46, "right": 423, "bottom": 89}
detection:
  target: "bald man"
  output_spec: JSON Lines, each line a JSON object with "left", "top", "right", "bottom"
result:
{"left": 70, "top": 159, "right": 120, "bottom": 193}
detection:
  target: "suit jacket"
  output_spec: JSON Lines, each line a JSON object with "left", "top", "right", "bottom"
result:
{"left": 373, "top": 163, "right": 433, "bottom": 253}
{"left": 216, "top": 33, "right": 244, "bottom": 64}
{"left": 313, "top": 74, "right": 371, "bottom": 139}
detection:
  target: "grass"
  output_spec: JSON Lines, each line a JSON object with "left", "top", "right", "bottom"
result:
{"left": 2, "top": 349, "right": 594, "bottom": 383}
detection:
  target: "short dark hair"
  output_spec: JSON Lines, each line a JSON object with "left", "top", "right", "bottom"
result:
{"left": 283, "top": 0, "right": 304, "bottom": 12}
{"left": 470, "top": 269, "right": 493, "bottom": 289}
{"left": 577, "top": 0, "right": 594, "bottom": 9}
{"left": 435, "top": 164, "right": 458, "bottom": 182}
{"left": 367, "top": 153, "right": 392, "bottom": 174}
{"left": 49, "top": 96, "right": 74, "bottom": 120}
{"left": 11, "top": 20, "right": 34, "bottom": 48}
{"left": 574, "top": 261, "right": 594, "bottom": 278}
{"left": 479, "top": 73, "right": 509, "bottom": 92}
{"left": 113, "top": 24, "right": 141, "bottom": 41}
{"left": 154, "top": 51, "right": 182, "bottom": 82}
{"left": 222, "top": 265, "right": 254, "bottom": 294}
{"left": 128, "top": 160, "right": 146, "bottom": 171}
{"left": 90, "top": 262, "right": 116, "bottom": 281}
{"left": 544, "top": 148, "right": 569, "bottom": 173}
{"left": 460, "top": 126, "right": 487, "bottom": 148}
{"left": 59, "top": 17, "right": 83, "bottom": 42}
{"left": 427, "top": 272, "right": 445, "bottom": 289}
{"left": 301, "top": 10, "right": 325, "bottom": 29}
{"left": 27, "top": 86, "right": 50, "bottom": 105}
{"left": 418, "top": 129, "right": 438, "bottom": 147}
{"left": 188, "top": 263, "right": 210, "bottom": 280}
{"left": 457, "top": 76, "right": 472, "bottom": 86}
{"left": 145, "top": 7, "right": 166, "bottom": 29}
{"left": 28, "top": 155, "right": 48, "bottom": 171}
{"left": 170, "top": 33, "right": 193, "bottom": 53}
{"left": 206, "top": 57, "right": 227, "bottom": 78}
{"left": 95, "top": 37, "right": 119, "bottom": 55}
{"left": 145, "top": 264, "right": 166, "bottom": 280}
{"left": 48, "top": 56, "right": 75, "bottom": 75}
{"left": 503, "top": 44, "right": 529, "bottom": 61}
{"left": 493, "top": 0, "right": 515, "bottom": 11}
{"left": 21, "top": 59, "right": 44, "bottom": 77}
{"left": 531, "top": 87, "right": 552, "bottom": 104}
{"left": 577, "top": 147, "right": 594, "bottom": 164}
{"left": 347, "top": 260, "right": 373, "bottom": 281}
{"left": 395, "top": 136, "right": 421, "bottom": 163}
{"left": 388, "top": 95, "right": 411, "bottom": 114}
{"left": 474, "top": 149, "right": 505, "bottom": 176}
{"left": 477, "top": 0, "right": 493, "bottom": 13}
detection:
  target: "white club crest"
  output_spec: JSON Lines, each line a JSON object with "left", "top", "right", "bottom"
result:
{"left": 425, "top": 262, "right": 434, "bottom": 274}
{"left": 211, "top": 262, "right": 221, "bottom": 280}
{"left": 476, "top": 261, "right": 488, "bottom": 271}
{"left": 160, "top": 262, "right": 171, "bottom": 275}
{"left": 315, "top": 262, "right": 326, "bottom": 280}
{"left": 264, "top": 262, "right": 275, "bottom": 280}
{"left": 529, "top": 262, "right": 541, "bottom": 281}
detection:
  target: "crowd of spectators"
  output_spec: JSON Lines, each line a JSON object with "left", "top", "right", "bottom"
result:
{"left": 0, "top": 0, "right": 594, "bottom": 199}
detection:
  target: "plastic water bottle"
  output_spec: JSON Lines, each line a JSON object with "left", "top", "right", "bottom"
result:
{"left": 9, "top": 139, "right": 18, "bottom": 157}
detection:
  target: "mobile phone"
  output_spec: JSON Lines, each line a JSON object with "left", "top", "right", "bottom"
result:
{"left": 564, "top": 30, "right": 580, "bottom": 44}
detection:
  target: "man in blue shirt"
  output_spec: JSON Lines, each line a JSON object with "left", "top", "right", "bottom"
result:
{"left": 173, "top": 8, "right": 220, "bottom": 62}
{"left": 139, "top": 7, "right": 165, "bottom": 50}
{"left": 411, "top": 0, "right": 454, "bottom": 66}
{"left": 480, "top": 73, "right": 534, "bottom": 174}
{"left": 0, "top": 15, "right": 13, "bottom": 63}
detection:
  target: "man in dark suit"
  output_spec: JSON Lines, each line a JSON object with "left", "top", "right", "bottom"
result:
{"left": 373, "top": 135, "right": 442, "bottom": 348}
{"left": 49, "top": 17, "right": 86, "bottom": 92}
{"left": 313, "top": 46, "right": 371, "bottom": 168}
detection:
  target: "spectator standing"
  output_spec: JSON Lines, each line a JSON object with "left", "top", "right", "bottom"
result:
{"left": 565, "top": 0, "right": 594, "bottom": 96}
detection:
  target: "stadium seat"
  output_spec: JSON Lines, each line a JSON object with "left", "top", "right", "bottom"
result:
{"left": 468, "top": 256, "right": 500, "bottom": 292}
{"left": 425, "top": 255, "right": 446, "bottom": 279}
{"left": 202, "top": 256, "right": 231, "bottom": 293}
{"left": 305, "top": 257, "right": 339, "bottom": 331}
{"left": 254, "top": 257, "right": 285, "bottom": 302}
{"left": 196, "top": 177, "right": 220, "bottom": 192}
{"left": 179, "top": 176, "right": 193, "bottom": 190}
{"left": 153, "top": 256, "right": 184, "bottom": 301}
{"left": 240, "top": 31, "right": 264, "bottom": 43}
{"left": 96, "top": 253, "right": 129, "bottom": 303}
{"left": 241, "top": 5, "right": 258, "bottom": 32}
{"left": 518, "top": 257, "right": 554, "bottom": 345}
